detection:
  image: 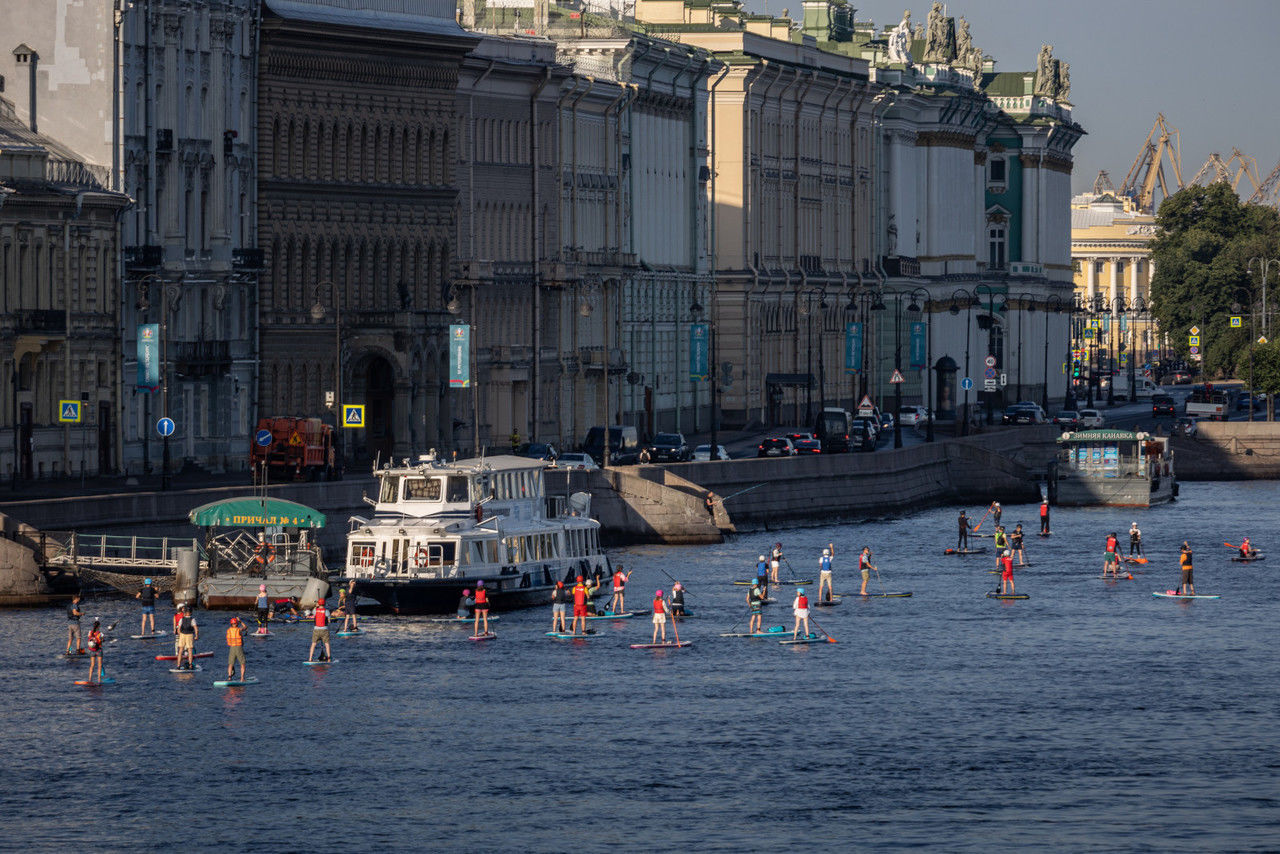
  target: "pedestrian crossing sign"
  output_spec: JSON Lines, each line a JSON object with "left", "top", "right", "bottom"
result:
{"left": 343, "top": 405, "right": 365, "bottom": 428}
{"left": 889, "top": 369, "right": 905, "bottom": 384}
{"left": 1230, "top": 316, "right": 1242, "bottom": 328}
{"left": 58, "top": 400, "right": 81, "bottom": 423}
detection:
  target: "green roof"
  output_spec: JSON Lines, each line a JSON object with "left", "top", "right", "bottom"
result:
{"left": 981, "top": 71, "right": 1031, "bottom": 98}
{"left": 188, "top": 497, "right": 327, "bottom": 529}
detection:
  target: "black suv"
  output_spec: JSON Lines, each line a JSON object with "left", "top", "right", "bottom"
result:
{"left": 1151, "top": 394, "right": 1176, "bottom": 417}
{"left": 649, "top": 432, "right": 690, "bottom": 462}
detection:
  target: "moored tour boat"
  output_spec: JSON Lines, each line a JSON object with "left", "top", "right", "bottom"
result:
{"left": 1050, "top": 429, "right": 1176, "bottom": 507}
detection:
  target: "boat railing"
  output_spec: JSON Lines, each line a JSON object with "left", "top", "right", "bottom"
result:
{"left": 43, "top": 531, "right": 206, "bottom": 569}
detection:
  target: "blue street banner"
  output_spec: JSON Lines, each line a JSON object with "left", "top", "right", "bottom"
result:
{"left": 844, "top": 322, "right": 863, "bottom": 374}
{"left": 909, "top": 321, "right": 926, "bottom": 370}
{"left": 689, "top": 323, "right": 709, "bottom": 381}
{"left": 449, "top": 324, "right": 470, "bottom": 388}
{"left": 136, "top": 324, "right": 160, "bottom": 391}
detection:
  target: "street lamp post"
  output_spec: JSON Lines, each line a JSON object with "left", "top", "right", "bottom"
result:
{"left": 869, "top": 290, "right": 907, "bottom": 448}
{"left": 310, "top": 281, "right": 343, "bottom": 475}
{"left": 907, "top": 287, "right": 932, "bottom": 443}
{"left": 1013, "top": 292, "right": 1036, "bottom": 403}
{"left": 690, "top": 299, "right": 717, "bottom": 465}
{"left": 974, "top": 284, "right": 1006, "bottom": 425}
{"left": 1043, "top": 295, "right": 1064, "bottom": 412}
{"left": 1105, "top": 296, "right": 1126, "bottom": 406}
{"left": 136, "top": 275, "right": 178, "bottom": 489}
{"left": 949, "top": 290, "right": 975, "bottom": 435}
{"left": 1248, "top": 257, "right": 1280, "bottom": 338}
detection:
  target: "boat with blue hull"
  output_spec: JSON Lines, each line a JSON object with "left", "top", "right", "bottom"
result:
{"left": 341, "top": 454, "right": 609, "bottom": 615}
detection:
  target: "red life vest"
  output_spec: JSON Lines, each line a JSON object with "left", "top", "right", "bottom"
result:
{"left": 314, "top": 605, "right": 327, "bottom": 628}
{"left": 474, "top": 587, "right": 488, "bottom": 605}
{"left": 613, "top": 571, "right": 625, "bottom": 589}
{"left": 572, "top": 584, "right": 587, "bottom": 606}
{"left": 1040, "top": 503, "right": 1048, "bottom": 517}
{"left": 1106, "top": 536, "right": 1117, "bottom": 553}
{"left": 797, "top": 595, "right": 809, "bottom": 609}
{"left": 653, "top": 598, "right": 664, "bottom": 614}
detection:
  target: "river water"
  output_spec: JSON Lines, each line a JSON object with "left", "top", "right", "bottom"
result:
{"left": 9, "top": 481, "right": 1280, "bottom": 852}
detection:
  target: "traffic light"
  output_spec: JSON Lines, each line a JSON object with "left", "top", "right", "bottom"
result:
{"left": 1072, "top": 360, "right": 1082, "bottom": 379}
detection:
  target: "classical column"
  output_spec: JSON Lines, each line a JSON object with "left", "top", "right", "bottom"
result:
{"left": 1086, "top": 256, "right": 1096, "bottom": 301}
{"left": 1109, "top": 257, "right": 1119, "bottom": 308}
{"left": 1129, "top": 255, "right": 1139, "bottom": 304}
{"left": 1020, "top": 154, "right": 1039, "bottom": 263}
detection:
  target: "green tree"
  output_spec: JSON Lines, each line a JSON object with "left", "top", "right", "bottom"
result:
{"left": 1251, "top": 343, "right": 1280, "bottom": 420}
{"left": 1148, "top": 183, "right": 1280, "bottom": 378}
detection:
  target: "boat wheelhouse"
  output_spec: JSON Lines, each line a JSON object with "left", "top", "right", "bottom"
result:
{"left": 341, "top": 454, "right": 608, "bottom": 614}
{"left": 1051, "top": 429, "right": 1176, "bottom": 507}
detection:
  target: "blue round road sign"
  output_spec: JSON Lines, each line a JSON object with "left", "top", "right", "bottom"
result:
{"left": 255, "top": 428, "right": 272, "bottom": 447}
{"left": 157, "top": 417, "right": 175, "bottom": 437}
{"left": 961, "top": 377, "right": 973, "bottom": 390}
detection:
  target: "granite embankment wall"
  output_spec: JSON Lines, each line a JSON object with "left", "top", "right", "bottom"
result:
{"left": 1171, "top": 422, "right": 1280, "bottom": 480}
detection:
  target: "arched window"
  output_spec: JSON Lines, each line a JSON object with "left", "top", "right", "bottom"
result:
{"left": 270, "top": 118, "right": 281, "bottom": 176}
{"left": 441, "top": 129, "right": 450, "bottom": 184}
{"left": 360, "top": 125, "right": 369, "bottom": 182}
{"left": 425, "top": 129, "right": 435, "bottom": 184}
{"left": 286, "top": 119, "right": 297, "bottom": 177}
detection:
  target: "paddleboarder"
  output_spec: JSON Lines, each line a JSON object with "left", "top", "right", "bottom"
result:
{"left": 1104, "top": 532, "right": 1120, "bottom": 578}
{"left": 570, "top": 576, "right": 591, "bottom": 636}
{"left": 770, "top": 542, "right": 784, "bottom": 583}
{"left": 818, "top": 549, "right": 834, "bottom": 602}
{"left": 1129, "top": 522, "right": 1143, "bottom": 557}
{"left": 858, "top": 547, "right": 875, "bottom": 596}
{"left": 473, "top": 580, "right": 491, "bottom": 636}
{"left": 340, "top": 581, "right": 360, "bottom": 633}
{"left": 225, "top": 616, "right": 247, "bottom": 682}
{"left": 1039, "top": 499, "right": 1050, "bottom": 534}
{"left": 456, "top": 589, "right": 474, "bottom": 618}
{"left": 747, "top": 580, "right": 764, "bottom": 634}
{"left": 66, "top": 594, "right": 84, "bottom": 654}
{"left": 1000, "top": 551, "right": 1016, "bottom": 595}
{"left": 1011, "top": 524, "right": 1026, "bottom": 566}
{"left": 255, "top": 585, "right": 270, "bottom": 635}
{"left": 957, "top": 510, "right": 970, "bottom": 551}
{"left": 1178, "top": 542, "right": 1195, "bottom": 595}
{"left": 991, "top": 502, "right": 1002, "bottom": 529}
{"left": 550, "top": 581, "right": 569, "bottom": 633}
{"left": 175, "top": 604, "right": 199, "bottom": 670}
{"left": 651, "top": 589, "right": 671, "bottom": 644}
{"left": 993, "top": 526, "right": 1009, "bottom": 570}
{"left": 609, "top": 566, "right": 632, "bottom": 614}
{"left": 755, "top": 555, "right": 770, "bottom": 598}
{"left": 307, "top": 597, "right": 331, "bottom": 663}
{"left": 669, "top": 582, "right": 687, "bottom": 617}
{"left": 791, "top": 586, "right": 811, "bottom": 640}
{"left": 86, "top": 618, "right": 105, "bottom": 684}
{"left": 135, "top": 577, "right": 159, "bottom": 636}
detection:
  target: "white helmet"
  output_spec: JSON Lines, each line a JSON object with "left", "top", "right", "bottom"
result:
{"left": 759, "top": 555, "right": 765, "bottom": 561}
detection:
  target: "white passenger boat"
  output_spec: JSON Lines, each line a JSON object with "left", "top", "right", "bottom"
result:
{"left": 341, "top": 453, "right": 609, "bottom": 614}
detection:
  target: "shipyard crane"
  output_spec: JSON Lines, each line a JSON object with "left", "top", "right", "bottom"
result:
{"left": 1188, "top": 148, "right": 1260, "bottom": 195}
{"left": 1248, "top": 157, "right": 1280, "bottom": 210}
{"left": 1120, "top": 114, "right": 1184, "bottom": 213}
{"left": 1091, "top": 170, "right": 1116, "bottom": 195}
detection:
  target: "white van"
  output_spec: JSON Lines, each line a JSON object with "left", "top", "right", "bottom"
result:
{"left": 1111, "top": 375, "right": 1157, "bottom": 401}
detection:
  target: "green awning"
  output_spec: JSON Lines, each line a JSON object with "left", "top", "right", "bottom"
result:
{"left": 1057, "top": 429, "right": 1142, "bottom": 443}
{"left": 188, "top": 497, "right": 326, "bottom": 529}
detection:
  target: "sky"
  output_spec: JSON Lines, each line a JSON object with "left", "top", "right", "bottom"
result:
{"left": 745, "top": 0, "right": 1280, "bottom": 197}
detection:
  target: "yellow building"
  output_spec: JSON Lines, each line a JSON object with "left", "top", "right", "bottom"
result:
{"left": 1070, "top": 192, "right": 1163, "bottom": 370}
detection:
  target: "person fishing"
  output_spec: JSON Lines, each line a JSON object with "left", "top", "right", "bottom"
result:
{"left": 1000, "top": 550, "right": 1016, "bottom": 595}
{"left": 307, "top": 597, "right": 331, "bottom": 663}
{"left": 550, "top": 581, "right": 568, "bottom": 633}
{"left": 1129, "top": 522, "right": 1143, "bottom": 557}
{"left": 135, "top": 577, "right": 159, "bottom": 636}
{"left": 456, "top": 589, "right": 474, "bottom": 619}
{"left": 755, "top": 555, "right": 770, "bottom": 598}
{"left": 86, "top": 618, "right": 105, "bottom": 684}
{"left": 175, "top": 604, "right": 199, "bottom": 670}
{"left": 472, "top": 580, "right": 491, "bottom": 636}
{"left": 858, "top": 547, "right": 876, "bottom": 596}
{"left": 651, "top": 589, "right": 671, "bottom": 644}
{"left": 817, "top": 549, "right": 835, "bottom": 602}
{"left": 225, "top": 616, "right": 247, "bottom": 682}
{"left": 957, "top": 510, "right": 970, "bottom": 551}
{"left": 669, "top": 582, "right": 687, "bottom": 618}
{"left": 66, "top": 594, "right": 84, "bottom": 655}
{"left": 1178, "top": 542, "right": 1195, "bottom": 595}
{"left": 1240, "top": 537, "right": 1255, "bottom": 559}
{"left": 747, "top": 580, "right": 764, "bottom": 634}
{"left": 255, "top": 584, "right": 271, "bottom": 635}
{"left": 791, "top": 586, "right": 811, "bottom": 640}
{"left": 1011, "top": 524, "right": 1026, "bottom": 567}
{"left": 609, "top": 566, "right": 632, "bottom": 614}
{"left": 1039, "top": 498, "right": 1050, "bottom": 535}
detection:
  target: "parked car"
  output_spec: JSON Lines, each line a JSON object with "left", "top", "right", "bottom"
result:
{"left": 554, "top": 452, "right": 599, "bottom": 471}
{"left": 1052, "top": 410, "right": 1080, "bottom": 427}
{"left": 757, "top": 437, "right": 797, "bottom": 457}
{"left": 690, "top": 443, "right": 730, "bottom": 462}
{"left": 898, "top": 405, "right": 933, "bottom": 427}
{"left": 1077, "top": 408, "right": 1105, "bottom": 428}
{"left": 515, "top": 442, "right": 558, "bottom": 461}
{"left": 648, "top": 432, "right": 690, "bottom": 462}
{"left": 1173, "top": 416, "right": 1200, "bottom": 437}
{"left": 793, "top": 437, "right": 823, "bottom": 454}
{"left": 1151, "top": 394, "right": 1177, "bottom": 417}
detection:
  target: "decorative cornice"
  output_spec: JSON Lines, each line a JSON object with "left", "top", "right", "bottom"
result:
{"left": 1042, "top": 155, "right": 1073, "bottom": 175}
{"left": 915, "top": 130, "right": 975, "bottom": 150}
{"left": 264, "top": 49, "right": 459, "bottom": 91}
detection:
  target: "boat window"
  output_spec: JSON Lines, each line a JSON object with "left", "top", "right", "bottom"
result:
{"left": 379, "top": 475, "right": 401, "bottom": 504}
{"left": 404, "top": 478, "right": 442, "bottom": 501}
{"left": 447, "top": 476, "right": 469, "bottom": 503}
{"left": 351, "top": 542, "right": 375, "bottom": 569}
{"left": 471, "top": 475, "right": 490, "bottom": 504}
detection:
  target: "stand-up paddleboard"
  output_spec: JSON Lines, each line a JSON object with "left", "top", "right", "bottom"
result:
{"left": 775, "top": 579, "right": 813, "bottom": 586}
{"left": 1038, "top": 531, "right": 1052, "bottom": 537}
{"left": 814, "top": 598, "right": 842, "bottom": 607}
{"left": 1231, "top": 555, "right": 1265, "bottom": 562}
{"left": 303, "top": 659, "right": 337, "bottom": 665}
{"left": 1152, "top": 591, "right": 1220, "bottom": 599}
{"left": 335, "top": 629, "right": 363, "bottom": 637}
{"left": 1122, "top": 557, "right": 1147, "bottom": 564}
{"left": 971, "top": 532, "right": 994, "bottom": 538}
{"left": 630, "top": 641, "right": 692, "bottom": 649}
{"left": 850, "top": 591, "right": 913, "bottom": 598}
{"left": 169, "top": 665, "right": 203, "bottom": 673}
{"left": 73, "top": 677, "right": 117, "bottom": 686}
{"left": 468, "top": 633, "right": 497, "bottom": 642}
{"left": 986, "top": 592, "right": 1030, "bottom": 600}
{"left": 130, "top": 631, "right": 167, "bottom": 639}
{"left": 585, "top": 612, "right": 635, "bottom": 620}
{"left": 155, "top": 651, "right": 213, "bottom": 661}
{"left": 425, "top": 615, "right": 501, "bottom": 624}
{"left": 1098, "top": 574, "right": 1134, "bottom": 580}
{"left": 733, "top": 580, "right": 769, "bottom": 586}
{"left": 779, "top": 633, "right": 827, "bottom": 645}
{"left": 61, "top": 650, "right": 88, "bottom": 658}
{"left": 720, "top": 626, "right": 788, "bottom": 638}
{"left": 944, "top": 548, "right": 988, "bottom": 555}
{"left": 213, "top": 677, "right": 258, "bottom": 687}
{"left": 546, "top": 631, "right": 600, "bottom": 639}
{"left": 250, "top": 630, "right": 273, "bottom": 638}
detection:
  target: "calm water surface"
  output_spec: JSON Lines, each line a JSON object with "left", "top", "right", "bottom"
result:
{"left": 8, "top": 482, "right": 1280, "bottom": 852}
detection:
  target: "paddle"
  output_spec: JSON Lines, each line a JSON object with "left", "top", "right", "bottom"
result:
{"left": 807, "top": 613, "right": 837, "bottom": 644}
{"left": 872, "top": 565, "right": 884, "bottom": 595}
{"left": 970, "top": 503, "right": 993, "bottom": 532}
{"left": 670, "top": 603, "right": 681, "bottom": 646}
{"left": 724, "top": 607, "right": 753, "bottom": 636}
{"left": 657, "top": 566, "right": 694, "bottom": 596}
{"left": 782, "top": 554, "right": 798, "bottom": 580}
